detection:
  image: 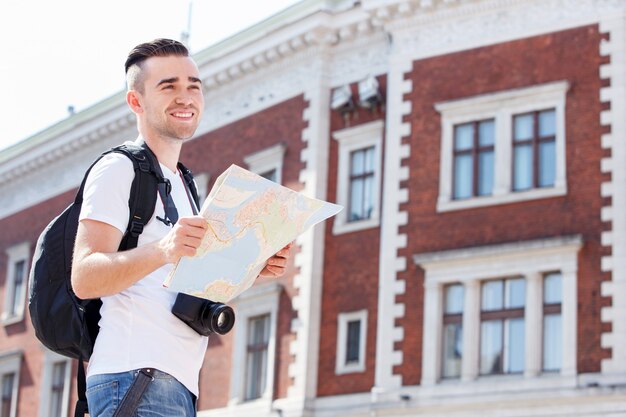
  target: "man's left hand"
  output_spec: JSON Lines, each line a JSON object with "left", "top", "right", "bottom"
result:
{"left": 259, "top": 242, "right": 293, "bottom": 278}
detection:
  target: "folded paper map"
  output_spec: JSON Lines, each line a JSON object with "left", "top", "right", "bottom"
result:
{"left": 163, "top": 164, "right": 343, "bottom": 302}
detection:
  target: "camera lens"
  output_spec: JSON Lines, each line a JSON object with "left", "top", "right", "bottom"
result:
{"left": 209, "top": 303, "right": 235, "bottom": 335}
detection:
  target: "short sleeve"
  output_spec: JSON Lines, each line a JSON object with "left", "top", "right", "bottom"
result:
{"left": 79, "top": 153, "right": 134, "bottom": 234}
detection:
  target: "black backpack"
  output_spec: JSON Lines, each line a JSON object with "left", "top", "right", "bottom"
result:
{"left": 27, "top": 142, "right": 199, "bottom": 416}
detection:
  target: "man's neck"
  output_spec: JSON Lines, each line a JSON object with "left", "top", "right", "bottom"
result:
{"left": 138, "top": 135, "right": 182, "bottom": 173}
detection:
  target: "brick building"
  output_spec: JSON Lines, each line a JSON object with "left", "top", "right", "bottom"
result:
{"left": 1, "top": 0, "right": 626, "bottom": 416}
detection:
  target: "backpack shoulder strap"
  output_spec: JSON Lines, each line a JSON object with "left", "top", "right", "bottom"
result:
{"left": 111, "top": 143, "right": 160, "bottom": 251}
{"left": 177, "top": 161, "right": 201, "bottom": 210}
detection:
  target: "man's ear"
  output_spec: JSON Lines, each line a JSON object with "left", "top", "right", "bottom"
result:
{"left": 126, "top": 90, "right": 143, "bottom": 114}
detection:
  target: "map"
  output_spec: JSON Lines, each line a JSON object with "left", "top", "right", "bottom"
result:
{"left": 163, "top": 164, "right": 343, "bottom": 302}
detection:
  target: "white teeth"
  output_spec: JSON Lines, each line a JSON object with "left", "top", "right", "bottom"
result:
{"left": 173, "top": 112, "right": 192, "bottom": 118}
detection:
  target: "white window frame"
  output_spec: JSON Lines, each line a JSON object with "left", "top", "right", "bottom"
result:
{"left": 0, "top": 350, "right": 22, "bottom": 417}
{"left": 3, "top": 242, "right": 30, "bottom": 325}
{"left": 414, "top": 235, "right": 581, "bottom": 390}
{"left": 332, "top": 120, "right": 384, "bottom": 235}
{"left": 336, "top": 310, "right": 368, "bottom": 375}
{"left": 228, "top": 281, "right": 281, "bottom": 415}
{"left": 38, "top": 350, "right": 72, "bottom": 417}
{"left": 435, "top": 81, "right": 569, "bottom": 212}
{"left": 243, "top": 143, "right": 286, "bottom": 184}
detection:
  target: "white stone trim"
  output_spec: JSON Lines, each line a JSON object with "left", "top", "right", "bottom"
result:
{"left": 435, "top": 81, "right": 569, "bottom": 212}
{"left": 374, "top": 53, "right": 412, "bottom": 392}
{"left": 414, "top": 236, "right": 582, "bottom": 386}
{"left": 2, "top": 242, "right": 30, "bottom": 325}
{"left": 228, "top": 282, "right": 282, "bottom": 408}
{"left": 335, "top": 310, "right": 368, "bottom": 375}
{"left": 243, "top": 142, "right": 287, "bottom": 184}
{"left": 599, "top": 13, "right": 626, "bottom": 375}
{"left": 287, "top": 59, "right": 332, "bottom": 403}
{"left": 0, "top": 350, "right": 22, "bottom": 417}
{"left": 37, "top": 350, "right": 72, "bottom": 417}
{"left": 332, "top": 120, "right": 384, "bottom": 234}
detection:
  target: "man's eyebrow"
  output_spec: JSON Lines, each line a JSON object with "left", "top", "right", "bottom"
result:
{"left": 189, "top": 77, "right": 202, "bottom": 84}
{"left": 157, "top": 77, "right": 178, "bottom": 87}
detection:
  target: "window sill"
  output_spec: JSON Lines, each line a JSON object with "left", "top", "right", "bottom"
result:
{"left": 333, "top": 217, "right": 380, "bottom": 235}
{"left": 1, "top": 313, "right": 24, "bottom": 326}
{"left": 437, "top": 185, "right": 567, "bottom": 212}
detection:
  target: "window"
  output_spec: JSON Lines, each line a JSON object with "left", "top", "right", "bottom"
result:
{"left": 245, "top": 314, "right": 270, "bottom": 401}
{"left": 435, "top": 81, "right": 569, "bottom": 211}
{"left": 0, "top": 351, "right": 21, "bottom": 417}
{"left": 229, "top": 282, "right": 281, "bottom": 406}
{"left": 480, "top": 278, "right": 525, "bottom": 375}
{"left": 3, "top": 242, "right": 30, "bottom": 325}
{"left": 332, "top": 120, "right": 383, "bottom": 234}
{"left": 336, "top": 310, "right": 368, "bottom": 374}
{"left": 348, "top": 147, "right": 375, "bottom": 221}
{"left": 513, "top": 109, "right": 556, "bottom": 191}
{"left": 244, "top": 143, "right": 286, "bottom": 184}
{"left": 453, "top": 119, "right": 495, "bottom": 199}
{"left": 543, "top": 272, "right": 562, "bottom": 372}
{"left": 416, "top": 236, "right": 580, "bottom": 387}
{"left": 442, "top": 284, "right": 463, "bottom": 378}
{"left": 38, "top": 350, "right": 71, "bottom": 417}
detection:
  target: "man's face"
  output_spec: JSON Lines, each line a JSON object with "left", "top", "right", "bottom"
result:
{"left": 135, "top": 55, "right": 205, "bottom": 142}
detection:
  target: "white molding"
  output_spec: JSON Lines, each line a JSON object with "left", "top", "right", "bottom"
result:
{"left": 599, "top": 12, "right": 626, "bottom": 374}
{"left": 332, "top": 120, "right": 384, "bottom": 234}
{"left": 414, "top": 236, "right": 582, "bottom": 386}
{"left": 435, "top": 81, "right": 569, "bottom": 212}
{"left": 335, "top": 310, "right": 368, "bottom": 375}
{"left": 0, "top": 350, "right": 22, "bottom": 417}
{"left": 243, "top": 142, "right": 287, "bottom": 184}
{"left": 37, "top": 350, "right": 72, "bottom": 417}
{"left": 2, "top": 242, "right": 30, "bottom": 325}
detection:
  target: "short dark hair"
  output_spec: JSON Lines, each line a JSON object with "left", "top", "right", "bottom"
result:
{"left": 125, "top": 38, "right": 190, "bottom": 92}
{"left": 125, "top": 38, "right": 189, "bottom": 74}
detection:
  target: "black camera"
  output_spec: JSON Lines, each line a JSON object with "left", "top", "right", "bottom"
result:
{"left": 171, "top": 293, "right": 235, "bottom": 336}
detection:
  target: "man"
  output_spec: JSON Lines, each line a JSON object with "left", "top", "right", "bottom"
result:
{"left": 71, "top": 38, "right": 291, "bottom": 416}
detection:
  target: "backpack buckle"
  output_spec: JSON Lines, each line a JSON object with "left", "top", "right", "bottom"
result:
{"left": 129, "top": 220, "right": 144, "bottom": 237}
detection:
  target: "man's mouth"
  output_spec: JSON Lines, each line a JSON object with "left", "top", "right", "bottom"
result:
{"left": 171, "top": 111, "right": 193, "bottom": 119}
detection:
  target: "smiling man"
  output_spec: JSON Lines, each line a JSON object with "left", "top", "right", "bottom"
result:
{"left": 70, "top": 39, "right": 291, "bottom": 416}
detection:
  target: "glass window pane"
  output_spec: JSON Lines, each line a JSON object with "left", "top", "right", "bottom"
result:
{"left": 454, "top": 155, "right": 473, "bottom": 199}
{"left": 364, "top": 147, "right": 376, "bottom": 173}
{"left": 514, "top": 114, "right": 534, "bottom": 141}
{"left": 363, "top": 175, "right": 374, "bottom": 220}
{"left": 539, "top": 141, "right": 556, "bottom": 187}
{"left": 454, "top": 123, "right": 474, "bottom": 150}
{"left": 513, "top": 144, "right": 533, "bottom": 191}
{"left": 10, "top": 260, "right": 25, "bottom": 316}
{"left": 1, "top": 373, "right": 14, "bottom": 417}
{"left": 478, "top": 150, "right": 494, "bottom": 196}
{"left": 505, "top": 318, "right": 525, "bottom": 373}
{"left": 539, "top": 109, "right": 556, "bottom": 137}
{"left": 260, "top": 169, "right": 277, "bottom": 183}
{"left": 480, "top": 320, "right": 503, "bottom": 374}
{"left": 479, "top": 120, "right": 495, "bottom": 146}
{"left": 349, "top": 179, "right": 364, "bottom": 221}
{"left": 482, "top": 280, "right": 503, "bottom": 311}
{"left": 346, "top": 320, "right": 361, "bottom": 364}
{"left": 445, "top": 284, "right": 464, "bottom": 314}
{"left": 543, "top": 314, "right": 562, "bottom": 371}
{"left": 351, "top": 149, "right": 365, "bottom": 176}
{"left": 544, "top": 273, "right": 562, "bottom": 304}
{"left": 506, "top": 278, "right": 526, "bottom": 309}
{"left": 442, "top": 323, "right": 463, "bottom": 378}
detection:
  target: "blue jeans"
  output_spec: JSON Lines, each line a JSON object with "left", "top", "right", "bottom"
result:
{"left": 86, "top": 369, "right": 196, "bottom": 416}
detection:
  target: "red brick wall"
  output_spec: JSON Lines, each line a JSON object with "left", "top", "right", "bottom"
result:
{"left": 396, "top": 25, "right": 606, "bottom": 384}
{"left": 316, "top": 77, "right": 386, "bottom": 396}
{"left": 190, "top": 96, "right": 307, "bottom": 408}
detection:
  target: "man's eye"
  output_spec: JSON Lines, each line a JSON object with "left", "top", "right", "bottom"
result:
{"left": 162, "top": 85, "right": 174, "bottom": 90}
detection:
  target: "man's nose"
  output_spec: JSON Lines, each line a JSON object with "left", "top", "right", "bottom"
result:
{"left": 175, "top": 96, "right": 193, "bottom": 106}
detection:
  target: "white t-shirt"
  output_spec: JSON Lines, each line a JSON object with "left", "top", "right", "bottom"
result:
{"left": 79, "top": 142, "right": 208, "bottom": 396}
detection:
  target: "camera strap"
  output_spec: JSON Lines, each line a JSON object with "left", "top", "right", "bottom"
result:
{"left": 112, "top": 368, "right": 155, "bottom": 417}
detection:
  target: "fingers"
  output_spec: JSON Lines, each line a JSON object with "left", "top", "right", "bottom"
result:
{"left": 259, "top": 242, "right": 294, "bottom": 278}
{"left": 160, "top": 216, "right": 208, "bottom": 262}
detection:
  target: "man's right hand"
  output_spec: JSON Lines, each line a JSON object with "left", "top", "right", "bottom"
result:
{"left": 158, "top": 216, "right": 208, "bottom": 263}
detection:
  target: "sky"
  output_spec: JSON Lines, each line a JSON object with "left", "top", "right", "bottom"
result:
{"left": 0, "top": 0, "right": 301, "bottom": 152}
